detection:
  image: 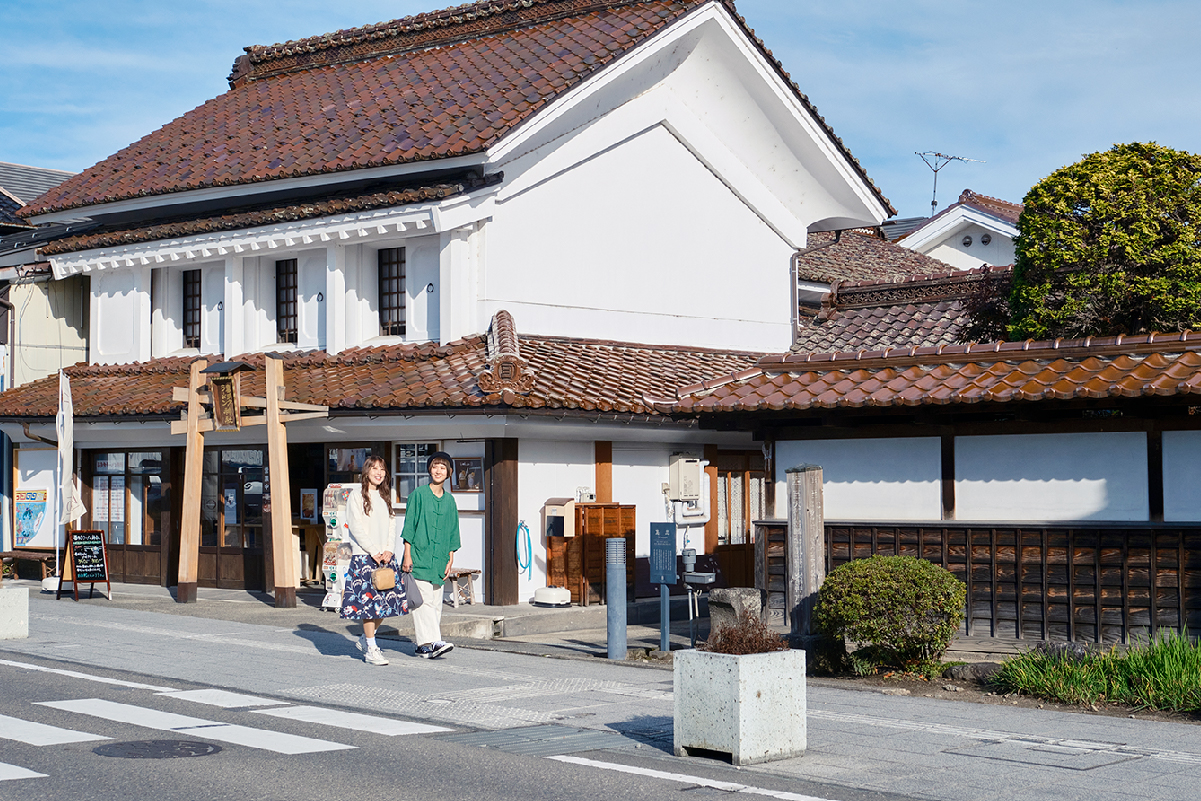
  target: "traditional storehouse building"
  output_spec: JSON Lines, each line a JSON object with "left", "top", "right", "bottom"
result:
{"left": 897, "top": 189, "right": 1022, "bottom": 270}
{"left": 1, "top": 0, "right": 893, "bottom": 602}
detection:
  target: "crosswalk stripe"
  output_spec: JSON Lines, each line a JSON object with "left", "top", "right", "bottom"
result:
{"left": 0, "top": 763, "right": 47, "bottom": 782}
{"left": 0, "top": 713, "right": 109, "bottom": 746}
{"left": 37, "top": 699, "right": 354, "bottom": 755}
{"left": 0, "top": 659, "right": 175, "bottom": 692}
{"left": 157, "top": 689, "right": 283, "bottom": 708}
{"left": 252, "top": 705, "right": 452, "bottom": 736}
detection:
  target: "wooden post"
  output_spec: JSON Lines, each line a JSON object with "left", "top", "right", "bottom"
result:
{"left": 786, "top": 464, "right": 824, "bottom": 642}
{"left": 265, "top": 355, "right": 297, "bottom": 608}
{"left": 176, "top": 358, "right": 209, "bottom": 603}
{"left": 594, "top": 441, "right": 612, "bottom": 503}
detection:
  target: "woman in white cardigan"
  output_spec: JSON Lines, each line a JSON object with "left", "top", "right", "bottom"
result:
{"left": 339, "top": 455, "right": 410, "bottom": 665}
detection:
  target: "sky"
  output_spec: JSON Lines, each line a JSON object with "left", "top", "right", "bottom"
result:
{"left": 2, "top": 0, "right": 1200, "bottom": 219}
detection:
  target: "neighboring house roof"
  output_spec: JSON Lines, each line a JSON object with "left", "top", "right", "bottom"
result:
{"left": 650, "top": 332, "right": 1201, "bottom": 414}
{"left": 878, "top": 216, "right": 926, "bottom": 242}
{"left": 793, "top": 265, "right": 1011, "bottom": 354}
{"left": 0, "top": 310, "right": 762, "bottom": 419}
{"left": 24, "top": 0, "right": 892, "bottom": 219}
{"left": 0, "top": 161, "right": 75, "bottom": 206}
{"left": 0, "top": 189, "right": 33, "bottom": 233}
{"left": 898, "top": 188, "right": 1022, "bottom": 255}
{"left": 796, "top": 229, "right": 953, "bottom": 284}
{"left": 39, "top": 180, "right": 475, "bottom": 257}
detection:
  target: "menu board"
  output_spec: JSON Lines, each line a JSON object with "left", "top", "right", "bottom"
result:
{"left": 58, "top": 530, "right": 111, "bottom": 601}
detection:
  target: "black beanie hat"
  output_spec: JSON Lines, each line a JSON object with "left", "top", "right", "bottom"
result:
{"left": 427, "top": 451, "right": 454, "bottom": 473}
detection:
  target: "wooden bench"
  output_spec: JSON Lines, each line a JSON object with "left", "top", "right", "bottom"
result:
{"left": 0, "top": 550, "right": 57, "bottom": 581}
{"left": 444, "top": 568, "right": 481, "bottom": 607}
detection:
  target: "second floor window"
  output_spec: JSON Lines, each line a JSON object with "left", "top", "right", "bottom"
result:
{"left": 183, "top": 269, "right": 201, "bottom": 349}
{"left": 276, "top": 259, "right": 298, "bottom": 344}
{"left": 378, "top": 248, "right": 406, "bottom": 336}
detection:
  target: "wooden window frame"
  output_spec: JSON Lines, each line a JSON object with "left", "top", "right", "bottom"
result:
{"left": 275, "top": 259, "right": 298, "bottom": 344}
{"left": 182, "top": 269, "right": 202, "bottom": 349}
{"left": 378, "top": 247, "right": 406, "bottom": 337}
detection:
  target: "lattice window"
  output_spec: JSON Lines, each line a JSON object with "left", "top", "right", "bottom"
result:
{"left": 275, "top": 259, "right": 298, "bottom": 344}
{"left": 715, "top": 452, "right": 767, "bottom": 546}
{"left": 183, "top": 269, "right": 202, "bottom": 349}
{"left": 378, "top": 247, "right": 406, "bottom": 336}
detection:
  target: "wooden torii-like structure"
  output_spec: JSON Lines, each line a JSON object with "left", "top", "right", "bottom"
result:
{"left": 171, "top": 355, "right": 328, "bottom": 607}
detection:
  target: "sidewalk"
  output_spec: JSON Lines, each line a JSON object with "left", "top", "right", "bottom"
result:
{"left": 3, "top": 579, "right": 1200, "bottom": 801}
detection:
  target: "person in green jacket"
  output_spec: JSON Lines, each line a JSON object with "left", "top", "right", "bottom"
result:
{"left": 400, "top": 451, "right": 460, "bottom": 658}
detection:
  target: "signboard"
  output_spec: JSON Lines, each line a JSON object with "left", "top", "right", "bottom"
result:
{"left": 14, "top": 448, "right": 59, "bottom": 548}
{"left": 14, "top": 489, "right": 48, "bottom": 547}
{"left": 649, "top": 522, "right": 678, "bottom": 585}
{"left": 58, "top": 530, "right": 111, "bottom": 601}
{"left": 210, "top": 374, "right": 242, "bottom": 432}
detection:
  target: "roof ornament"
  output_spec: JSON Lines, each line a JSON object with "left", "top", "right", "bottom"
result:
{"left": 478, "top": 310, "right": 535, "bottom": 394}
{"left": 916, "top": 152, "right": 984, "bottom": 215}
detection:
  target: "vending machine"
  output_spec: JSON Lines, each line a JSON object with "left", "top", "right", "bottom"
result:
{"left": 319, "top": 483, "right": 355, "bottom": 611}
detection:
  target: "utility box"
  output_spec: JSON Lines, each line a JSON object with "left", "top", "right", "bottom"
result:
{"left": 668, "top": 454, "right": 702, "bottom": 502}
{"left": 543, "top": 498, "right": 576, "bottom": 538}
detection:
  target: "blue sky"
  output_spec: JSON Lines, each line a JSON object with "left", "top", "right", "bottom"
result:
{"left": 2, "top": 0, "right": 1199, "bottom": 218}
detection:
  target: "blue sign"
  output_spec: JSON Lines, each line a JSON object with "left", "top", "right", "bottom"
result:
{"left": 649, "top": 523, "right": 677, "bottom": 585}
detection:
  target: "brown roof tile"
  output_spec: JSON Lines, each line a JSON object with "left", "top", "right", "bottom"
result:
{"left": 796, "top": 230, "right": 953, "bottom": 284}
{"left": 25, "top": 0, "right": 892, "bottom": 219}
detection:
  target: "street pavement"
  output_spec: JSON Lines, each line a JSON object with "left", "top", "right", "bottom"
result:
{"left": 1, "top": 580, "right": 1199, "bottom": 801}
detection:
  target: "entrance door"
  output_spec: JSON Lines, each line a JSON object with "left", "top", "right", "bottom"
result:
{"left": 88, "top": 451, "right": 167, "bottom": 584}
{"left": 199, "top": 448, "right": 265, "bottom": 590}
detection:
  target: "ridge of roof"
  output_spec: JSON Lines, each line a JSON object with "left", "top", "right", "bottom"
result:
{"left": 957, "top": 189, "right": 1022, "bottom": 223}
{"left": 795, "top": 229, "right": 954, "bottom": 284}
{"left": 832, "top": 262, "right": 1012, "bottom": 292}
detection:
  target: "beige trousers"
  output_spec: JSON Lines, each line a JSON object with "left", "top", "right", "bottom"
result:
{"left": 411, "top": 578, "right": 443, "bottom": 646}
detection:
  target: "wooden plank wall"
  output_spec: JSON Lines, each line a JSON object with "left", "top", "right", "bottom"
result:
{"left": 826, "top": 523, "right": 1201, "bottom": 644}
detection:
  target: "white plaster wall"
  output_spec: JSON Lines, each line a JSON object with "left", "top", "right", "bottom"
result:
{"left": 406, "top": 235, "right": 441, "bottom": 343}
{"left": 611, "top": 443, "right": 706, "bottom": 556}
{"left": 773, "top": 438, "right": 942, "bottom": 521}
{"left": 92, "top": 268, "right": 149, "bottom": 365}
{"left": 201, "top": 263, "right": 224, "bottom": 355}
{"left": 488, "top": 123, "right": 794, "bottom": 350}
{"left": 1162, "top": 430, "right": 1201, "bottom": 522}
{"left": 516, "top": 439, "right": 595, "bottom": 602}
{"left": 241, "top": 256, "right": 273, "bottom": 352}
{"left": 9, "top": 278, "right": 88, "bottom": 386}
{"left": 924, "top": 222, "right": 1015, "bottom": 270}
{"left": 956, "top": 433, "right": 1148, "bottom": 521}
{"left": 297, "top": 249, "right": 326, "bottom": 350}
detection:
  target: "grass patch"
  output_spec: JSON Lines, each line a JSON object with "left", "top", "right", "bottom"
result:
{"left": 993, "top": 632, "right": 1201, "bottom": 712}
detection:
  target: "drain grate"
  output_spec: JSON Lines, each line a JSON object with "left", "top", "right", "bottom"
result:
{"left": 436, "top": 724, "right": 647, "bottom": 757}
{"left": 93, "top": 740, "right": 223, "bottom": 759}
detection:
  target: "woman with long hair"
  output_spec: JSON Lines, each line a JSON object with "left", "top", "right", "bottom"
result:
{"left": 339, "top": 454, "right": 410, "bottom": 665}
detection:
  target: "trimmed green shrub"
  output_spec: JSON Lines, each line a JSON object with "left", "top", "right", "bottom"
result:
{"left": 815, "top": 555, "right": 966, "bottom": 669}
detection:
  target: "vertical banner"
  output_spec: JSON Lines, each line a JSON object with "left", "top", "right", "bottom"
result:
{"left": 56, "top": 371, "right": 74, "bottom": 528}
{"left": 14, "top": 489, "right": 48, "bottom": 546}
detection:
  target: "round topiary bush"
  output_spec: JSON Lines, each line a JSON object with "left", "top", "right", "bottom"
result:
{"left": 815, "top": 555, "right": 966, "bottom": 669}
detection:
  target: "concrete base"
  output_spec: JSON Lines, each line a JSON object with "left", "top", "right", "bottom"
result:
{"left": 0, "top": 585, "right": 30, "bottom": 639}
{"left": 674, "top": 648, "right": 806, "bottom": 765}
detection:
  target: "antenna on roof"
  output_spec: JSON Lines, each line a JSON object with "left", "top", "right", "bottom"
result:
{"left": 916, "top": 152, "right": 984, "bottom": 215}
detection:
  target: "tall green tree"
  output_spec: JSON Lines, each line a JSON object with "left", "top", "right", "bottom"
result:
{"left": 1008, "top": 142, "right": 1201, "bottom": 340}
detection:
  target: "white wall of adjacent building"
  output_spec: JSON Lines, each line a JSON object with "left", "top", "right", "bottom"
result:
{"left": 1163, "top": 430, "right": 1201, "bottom": 522}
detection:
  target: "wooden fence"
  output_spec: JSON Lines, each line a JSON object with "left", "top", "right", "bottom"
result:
{"left": 826, "top": 522, "right": 1201, "bottom": 644}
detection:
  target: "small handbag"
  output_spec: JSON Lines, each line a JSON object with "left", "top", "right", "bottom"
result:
{"left": 402, "top": 570, "right": 423, "bottom": 608}
{"left": 371, "top": 566, "right": 396, "bottom": 591}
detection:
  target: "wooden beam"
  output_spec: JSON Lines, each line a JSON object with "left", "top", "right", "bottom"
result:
{"left": 176, "top": 359, "right": 208, "bottom": 603}
{"left": 170, "top": 410, "right": 326, "bottom": 436}
{"left": 265, "top": 356, "right": 297, "bottom": 608}
{"left": 594, "top": 441, "right": 612, "bottom": 503}
{"left": 485, "top": 438, "right": 520, "bottom": 605}
{"left": 172, "top": 385, "right": 327, "bottom": 413}
{"left": 703, "top": 444, "right": 719, "bottom": 553}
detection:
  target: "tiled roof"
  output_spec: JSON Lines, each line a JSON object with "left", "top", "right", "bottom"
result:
{"left": 797, "top": 230, "right": 953, "bottom": 284}
{"left": 0, "top": 314, "right": 761, "bottom": 419}
{"left": 39, "top": 182, "right": 471, "bottom": 256}
{"left": 0, "top": 161, "right": 75, "bottom": 206}
{"left": 956, "top": 189, "right": 1022, "bottom": 225}
{"left": 25, "top": 0, "right": 892, "bottom": 218}
{"left": 652, "top": 332, "right": 1201, "bottom": 414}
{"left": 0, "top": 189, "right": 33, "bottom": 232}
{"left": 793, "top": 266, "right": 1011, "bottom": 354}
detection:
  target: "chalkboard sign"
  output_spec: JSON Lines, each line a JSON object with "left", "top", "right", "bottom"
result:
{"left": 649, "top": 523, "right": 678, "bottom": 585}
{"left": 57, "top": 530, "right": 111, "bottom": 601}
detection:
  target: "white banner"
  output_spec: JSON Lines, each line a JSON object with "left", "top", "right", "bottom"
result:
{"left": 56, "top": 370, "right": 73, "bottom": 526}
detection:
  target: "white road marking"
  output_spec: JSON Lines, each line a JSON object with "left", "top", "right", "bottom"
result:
{"left": 0, "top": 659, "right": 175, "bottom": 692}
{"left": 37, "top": 699, "right": 353, "bottom": 755}
{"left": 0, "top": 763, "right": 47, "bottom": 782}
{"left": 0, "top": 714, "right": 109, "bottom": 746}
{"left": 252, "top": 706, "right": 451, "bottom": 736}
{"left": 158, "top": 689, "right": 283, "bottom": 708}
{"left": 549, "top": 756, "right": 835, "bottom": 801}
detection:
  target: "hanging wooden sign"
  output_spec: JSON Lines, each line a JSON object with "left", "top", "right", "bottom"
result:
{"left": 57, "top": 529, "right": 111, "bottom": 601}
{"left": 209, "top": 374, "right": 242, "bottom": 432}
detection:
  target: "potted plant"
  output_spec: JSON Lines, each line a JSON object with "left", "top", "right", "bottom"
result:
{"left": 674, "top": 609, "right": 806, "bottom": 765}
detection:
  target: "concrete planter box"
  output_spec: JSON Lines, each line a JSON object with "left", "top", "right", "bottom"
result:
{"left": 0, "top": 585, "right": 30, "bottom": 639}
{"left": 673, "top": 648, "right": 806, "bottom": 765}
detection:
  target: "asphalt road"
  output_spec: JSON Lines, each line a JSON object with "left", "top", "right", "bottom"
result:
{"left": 0, "top": 654, "right": 913, "bottom": 801}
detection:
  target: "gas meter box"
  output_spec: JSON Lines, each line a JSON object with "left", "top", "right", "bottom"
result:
{"left": 319, "top": 483, "right": 356, "bottom": 610}
{"left": 668, "top": 455, "right": 702, "bottom": 502}
{"left": 543, "top": 497, "right": 576, "bottom": 538}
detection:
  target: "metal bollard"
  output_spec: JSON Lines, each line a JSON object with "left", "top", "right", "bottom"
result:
{"left": 606, "top": 537, "right": 627, "bottom": 660}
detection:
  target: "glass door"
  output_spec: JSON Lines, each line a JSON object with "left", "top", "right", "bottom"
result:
{"left": 199, "top": 447, "right": 265, "bottom": 590}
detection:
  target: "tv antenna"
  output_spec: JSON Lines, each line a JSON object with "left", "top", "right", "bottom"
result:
{"left": 916, "top": 151, "right": 984, "bottom": 215}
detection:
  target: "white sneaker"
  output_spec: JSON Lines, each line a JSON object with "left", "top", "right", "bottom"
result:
{"left": 364, "top": 646, "right": 389, "bottom": 666}
{"left": 355, "top": 635, "right": 367, "bottom": 653}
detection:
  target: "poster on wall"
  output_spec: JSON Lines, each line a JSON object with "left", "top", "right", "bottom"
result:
{"left": 14, "top": 489, "right": 49, "bottom": 546}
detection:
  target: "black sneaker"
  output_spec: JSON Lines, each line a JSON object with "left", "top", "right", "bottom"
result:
{"left": 414, "top": 644, "right": 435, "bottom": 658}
{"left": 430, "top": 641, "right": 454, "bottom": 658}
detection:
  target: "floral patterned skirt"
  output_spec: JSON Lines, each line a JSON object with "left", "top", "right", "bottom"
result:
{"left": 339, "top": 554, "right": 411, "bottom": 620}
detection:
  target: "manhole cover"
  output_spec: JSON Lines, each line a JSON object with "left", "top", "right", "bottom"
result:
{"left": 93, "top": 740, "right": 223, "bottom": 759}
